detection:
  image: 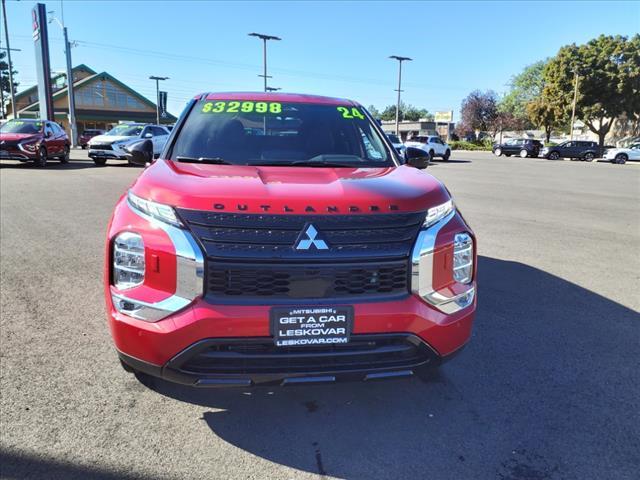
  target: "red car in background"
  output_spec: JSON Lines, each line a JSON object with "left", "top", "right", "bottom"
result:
{"left": 79, "top": 128, "right": 105, "bottom": 149}
{"left": 0, "top": 119, "right": 70, "bottom": 167}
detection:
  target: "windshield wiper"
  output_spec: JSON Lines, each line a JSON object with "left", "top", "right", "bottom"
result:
{"left": 175, "top": 156, "right": 232, "bottom": 165}
{"left": 249, "top": 161, "right": 358, "bottom": 168}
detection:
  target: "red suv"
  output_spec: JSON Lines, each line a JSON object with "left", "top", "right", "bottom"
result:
{"left": 106, "top": 93, "right": 477, "bottom": 387}
{"left": 0, "top": 119, "right": 70, "bottom": 167}
{"left": 79, "top": 128, "right": 105, "bottom": 149}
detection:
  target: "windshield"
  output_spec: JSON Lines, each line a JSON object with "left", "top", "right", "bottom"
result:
{"left": 0, "top": 120, "right": 43, "bottom": 135}
{"left": 105, "top": 124, "right": 143, "bottom": 137}
{"left": 170, "top": 99, "right": 393, "bottom": 167}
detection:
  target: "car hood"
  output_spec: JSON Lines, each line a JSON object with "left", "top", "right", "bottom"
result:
{"left": 130, "top": 160, "right": 450, "bottom": 214}
{"left": 89, "top": 134, "right": 136, "bottom": 144}
{"left": 0, "top": 133, "right": 40, "bottom": 142}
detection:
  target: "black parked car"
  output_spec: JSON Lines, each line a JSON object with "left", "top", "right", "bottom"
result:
{"left": 492, "top": 138, "right": 542, "bottom": 158}
{"left": 541, "top": 141, "right": 600, "bottom": 161}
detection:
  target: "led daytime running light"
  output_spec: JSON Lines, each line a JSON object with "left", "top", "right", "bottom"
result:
{"left": 128, "top": 191, "right": 182, "bottom": 227}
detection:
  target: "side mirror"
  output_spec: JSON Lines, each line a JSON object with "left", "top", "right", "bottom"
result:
{"left": 404, "top": 147, "right": 429, "bottom": 169}
{"left": 124, "top": 139, "right": 153, "bottom": 166}
{"left": 144, "top": 132, "right": 153, "bottom": 138}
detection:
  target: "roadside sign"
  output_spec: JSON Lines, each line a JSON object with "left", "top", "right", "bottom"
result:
{"left": 435, "top": 111, "right": 453, "bottom": 123}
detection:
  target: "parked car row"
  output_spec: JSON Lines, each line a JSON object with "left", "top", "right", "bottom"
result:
{"left": 491, "top": 138, "right": 638, "bottom": 163}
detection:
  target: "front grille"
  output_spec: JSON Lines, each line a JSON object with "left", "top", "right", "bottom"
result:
{"left": 177, "top": 210, "right": 425, "bottom": 261}
{"left": 171, "top": 335, "right": 436, "bottom": 376}
{"left": 0, "top": 139, "right": 21, "bottom": 148}
{"left": 90, "top": 144, "right": 113, "bottom": 150}
{"left": 177, "top": 209, "right": 424, "bottom": 301}
{"left": 208, "top": 261, "right": 408, "bottom": 300}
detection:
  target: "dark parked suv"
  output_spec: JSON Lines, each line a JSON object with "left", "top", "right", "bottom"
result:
{"left": 541, "top": 141, "right": 600, "bottom": 161}
{"left": 492, "top": 138, "right": 542, "bottom": 158}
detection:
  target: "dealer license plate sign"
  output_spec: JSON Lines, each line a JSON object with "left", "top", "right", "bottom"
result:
{"left": 271, "top": 306, "right": 353, "bottom": 347}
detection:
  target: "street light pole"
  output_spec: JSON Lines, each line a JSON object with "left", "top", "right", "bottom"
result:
{"left": 248, "top": 33, "right": 281, "bottom": 92}
{"left": 389, "top": 55, "right": 412, "bottom": 136}
{"left": 149, "top": 76, "right": 168, "bottom": 125}
{"left": 1, "top": 0, "right": 18, "bottom": 119}
{"left": 569, "top": 69, "right": 579, "bottom": 142}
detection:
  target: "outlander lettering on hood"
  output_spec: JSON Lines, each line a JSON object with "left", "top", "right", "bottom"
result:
{"left": 106, "top": 92, "right": 477, "bottom": 388}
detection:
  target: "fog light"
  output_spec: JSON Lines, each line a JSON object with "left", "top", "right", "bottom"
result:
{"left": 113, "top": 232, "right": 145, "bottom": 289}
{"left": 453, "top": 232, "right": 473, "bottom": 284}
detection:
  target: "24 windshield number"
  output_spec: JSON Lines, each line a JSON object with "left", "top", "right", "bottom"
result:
{"left": 337, "top": 106, "right": 365, "bottom": 120}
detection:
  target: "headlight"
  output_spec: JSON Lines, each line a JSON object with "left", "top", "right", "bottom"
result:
{"left": 127, "top": 191, "right": 182, "bottom": 227}
{"left": 113, "top": 232, "right": 145, "bottom": 290}
{"left": 18, "top": 140, "right": 38, "bottom": 152}
{"left": 453, "top": 232, "right": 473, "bottom": 284}
{"left": 424, "top": 200, "right": 454, "bottom": 227}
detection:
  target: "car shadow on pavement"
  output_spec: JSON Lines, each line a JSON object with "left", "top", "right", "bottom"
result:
{"left": 0, "top": 449, "right": 155, "bottom": 480}
{"left": 433, "top": 159, "right": 472, "bottom": 164}
{"left": 139, "top": 256, "right": 640, "bottom": 480}
{"left": 0, "top": 159, "right": 132, "bottom": 170}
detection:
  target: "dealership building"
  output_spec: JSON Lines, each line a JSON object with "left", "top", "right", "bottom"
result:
{"left": 6, "top": 64, "right": 176, "bottom": 136}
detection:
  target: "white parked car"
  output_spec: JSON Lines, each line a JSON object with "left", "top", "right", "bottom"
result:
{"left": 385, "top": 133, "right": 406, "bottom": 155}
{"left": 603, "top": 143, "right": 640, "bottom": 164}
{"left": 404, "top": 135, "right": 451, "bottom": 161}
{"left": 88, "top": 123, "right": 170, "bottom": 165}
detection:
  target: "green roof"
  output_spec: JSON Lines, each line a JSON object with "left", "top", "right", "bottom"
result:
{"left": 16, "top": 65, "right": 176, "bottom": 122}
{"left": 14, "top": 64, "right": 97, "bottom": 101}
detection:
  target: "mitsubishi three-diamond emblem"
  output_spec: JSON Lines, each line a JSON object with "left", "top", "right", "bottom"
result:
{"left": 294, "top": 224, "right": 329, "bottom": 250}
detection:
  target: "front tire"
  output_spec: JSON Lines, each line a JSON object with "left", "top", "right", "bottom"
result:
{"left": 428, "top": 150, "right": 434, "bottom": 164}
{"left": 60, "top": 145, "right": 70, "bottom": 163}
{"left": 92, "top": 157, "right": 107, "bottom": 166}
{"left": 519, "top": 149, "right": 528, "bottom": 158}
{"left": 548, "top": 151, "right": 560, "bottom": 160}
{"left": 494, "top": 148, "right": 502, "bottom": 156}
{"left": 35, "top": 146, "right": 47, "bottom": 168}
{"left": 443, "top": 149, "right": 451, "bottom": 161}
{"left": 614, "top": 153, "right": 628, "bottom": 164}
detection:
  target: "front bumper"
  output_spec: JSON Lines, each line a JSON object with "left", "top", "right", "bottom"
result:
{"left": 118, "top": 333, "right": 463, "bottom": 387}
{"left": 109, "top": 292, "right": 476, "bottom": 387}
{"left": 0, "top": 148, "right": 36, "bottom": 161}
{"left": 89, "top": 147, "right": 127, "bottom": 160}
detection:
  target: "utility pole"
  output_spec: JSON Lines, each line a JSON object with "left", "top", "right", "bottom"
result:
{"left": 389, "top": 55, "right": 412, "bottom": 136}
{"left": 0, "top": 45, "right": 21, "bottom": 119}
{"left": 569, "top": 69, "right": 579, "bottom": 142}
{"left": 149, "top": 76, "right": 168, "bottom": 125}
{"left": 1, "top": 0, "right": 18, "bottom": 119}
{"left": 49, "top": 12, "right": 77, "bottom": 146}
{"left": 248, "top": 33, "right": 281, "bottom": 92}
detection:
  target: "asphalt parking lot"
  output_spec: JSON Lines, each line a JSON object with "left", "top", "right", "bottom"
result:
{"left": 1, "top": 150, "right": 639, "bottom": 480}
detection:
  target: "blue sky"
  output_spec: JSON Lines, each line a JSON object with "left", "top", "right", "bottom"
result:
{"left": 3, "top": 1, "right": 639, "bottom": 119}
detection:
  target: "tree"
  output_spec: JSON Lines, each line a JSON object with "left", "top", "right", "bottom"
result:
{"left": 499, "top": 60, "right": 547, "bottom": 128}
{"left": 526, "top": 97, "right": 566, "bottom": 143}
{"left": 542, "top": 34, "right": 640, "bottom": 148}
{"left": 366, "top": 104, "right": 381, "bottom": 119}
{"left": 377, "top": 101, "right": 433, "bottom": 122}
{"left": 459, "top": 90, "right": 498, "bottom": 138}
{"left": 0, "top": 51, "right": 19, "bottom": 118}
{"left": 404, "top": 105, "right": 433, "bottom": 121}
